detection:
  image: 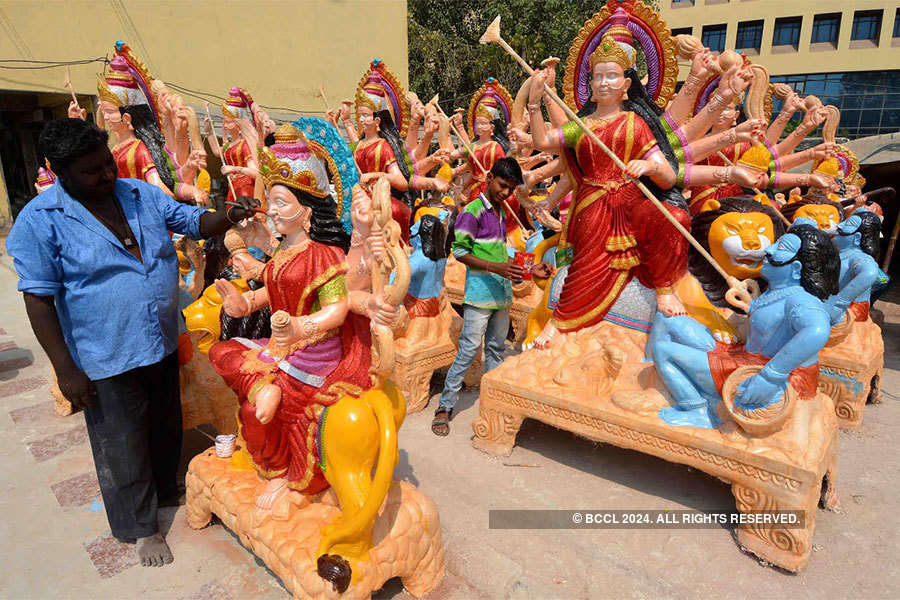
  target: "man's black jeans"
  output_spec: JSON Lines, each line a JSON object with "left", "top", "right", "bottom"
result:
{"left": 84, "top": 351, "right": 181, "bottom": 540}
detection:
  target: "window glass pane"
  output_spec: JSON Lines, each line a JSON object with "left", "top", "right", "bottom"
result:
{"left": 672, "top": 27, "right": 693, "bottom": 37}
{"left": 811, "top": 14, "right": 841, "bottom": 44}
{"left": 702, "top": 24, "right": 727, "bottom": 52}
{"left": 840, "top": 110, "right": 861, "bottom": 128}
{"left": 859, "top": 110, "right": 881, "bottom": 128}
{"left": 894, "top": 9, "right": 900, "bottom": 37}
{"left": 773, "top": 17, "right": 802, "bottom": 46}
{"left": 851, "top": 10, "right": 882, "bottom": 41}
{"left": 804, "top": 80, "right": 826, "bottom": 96}
{"left": 823, "top": 81, "right": 844, "bottom": 96}
{"left": 841, "top": 95, "right": 863, "bottom": 110}
{"left": 862, "top": 95, "right": 884, "bottom": 109}
{"left": 736, "top": 20, "right": 763, "bottom": 49}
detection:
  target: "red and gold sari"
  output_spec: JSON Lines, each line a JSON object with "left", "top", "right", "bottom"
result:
{"left": 223, "top": 139, "right": 256, "bottom": 203}
{"left": 112, "top": 138, "right": 158, "bottom": 182}
{"left": 463, "top": 140, "right": 504, "bottom": 202}
{"left": 687, "top": 142, "right": 749, "bottom": 215}
{"left": 209, "top": 240, "right": 372, "bottom": 493}
{"left": 463, "top": 140, "right": 525, "bottom": 235}
{"left": 355, "top": 137, "right": 411, "bottom": 244}
{"left": 552, "top": 112, "right": 689, "bottom": 333}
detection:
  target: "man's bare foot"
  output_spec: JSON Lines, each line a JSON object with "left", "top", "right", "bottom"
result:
{"left": 254, "top": 384, "right": 282, "bottom": 425}
{"left": 255, "top": 477, "right": 288, "bottom": 510}
{"left": 137, "top": 533, "right": 173, "bottom": 567}
{"left": 534, "top": 321, "right": 561, "bottom": 349}
{"left": 656, "top": 293, "right": 686, "bottom": 317}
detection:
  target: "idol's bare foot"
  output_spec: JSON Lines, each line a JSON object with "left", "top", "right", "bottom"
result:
{"left": 255, "top": 477, "right": 289, "bottom": 511}
{"left": 533, "top": 321, "right": 561, "bottom": 349}
{"left": 137, "top": 533, "right": 173, "bottom": 567}
{"left": 656, "top": 293, "right": 686, "bottom": 317}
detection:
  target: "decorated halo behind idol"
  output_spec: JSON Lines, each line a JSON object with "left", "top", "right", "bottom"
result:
{"left": 465, "top": 77, "right": 514, "bottom": 139}
{"left": 562, "top": 0, "right": 678, "bottom": 112}
{"left": 260, "top": 122, "right": 358, "bottom": 234}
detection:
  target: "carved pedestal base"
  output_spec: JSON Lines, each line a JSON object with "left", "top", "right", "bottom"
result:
{"left": 820, "top": 318, "right": 884, "bottom": 429}
{"left": 394, "top": 341, "right": 458, "bottom": 413}
{"left": 472, "top": 321, "right": 839, "bottom": 572}
{"left": 186, "top": 449, "right": 445, "bottom": 600}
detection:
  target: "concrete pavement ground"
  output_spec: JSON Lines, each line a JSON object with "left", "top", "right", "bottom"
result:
{"left": 1, "top": 248, "right": 898, "bottom": 600}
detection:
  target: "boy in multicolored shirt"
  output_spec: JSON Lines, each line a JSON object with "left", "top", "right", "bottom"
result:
{"left": 432, "top": 158, "right": 527, "bottom": 436}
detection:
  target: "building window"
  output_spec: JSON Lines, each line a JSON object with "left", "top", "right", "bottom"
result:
{"left": 772, "top": 16, "right": 802, "bottom": 51}
{"left": 671, "top": 26, "right": 693, "bottom": 37}
{"left": 702, "top": 24, "right": 727, "bottom": 53}
{"left": 735, "top": 20, "right": 764, "bottom": 53}
{"left": 810, "top": 13, "right": 841, "bottom": 49}
{"left": 769, "top": 70, "right": 900, "bottom": 139}
{"left": 671, "top": 0, "right": 695, "bottom": 8}
{"left": 850, "top": 10, "right": 882, "bottom": 47}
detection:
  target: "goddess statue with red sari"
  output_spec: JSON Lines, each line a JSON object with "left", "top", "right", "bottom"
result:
{"left": 353, "top": 60, "right": 449, "bottom": 244}
{"left": 209, "top": 123, "right": 392, "bottom": 500}
{"left": 527, "top": 7, "right": 769, "bottom": 348}
{"left": 203, "top": 87, "right": 259, "bottom": 204}
{"left": 96, "top": 42, "right": 207, "bottom": 204}
{"left": 528, "top": 22, "right": 693, "bottom": 347}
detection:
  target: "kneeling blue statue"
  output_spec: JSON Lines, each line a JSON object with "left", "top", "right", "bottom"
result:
{"left": 825, "top": 209, "right": 882, "bottom": 325}
{"left": 649, "top": 224, "right": 840, "bottom": 428}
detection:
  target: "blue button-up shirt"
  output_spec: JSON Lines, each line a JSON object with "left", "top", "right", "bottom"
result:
{"left": 5, "top": 178, "right": 206, "bottom": 380}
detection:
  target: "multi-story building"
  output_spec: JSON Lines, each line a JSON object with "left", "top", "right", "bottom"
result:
{"left": 0, "top": 0, "right": 408, "bottom": 230}
{"left": 659, "top": 0, "right": 899, "bottom": 139}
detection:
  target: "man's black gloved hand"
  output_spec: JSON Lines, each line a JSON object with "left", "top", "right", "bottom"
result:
{"left": 227, "top": 196, "right": 261, "bottom": 223}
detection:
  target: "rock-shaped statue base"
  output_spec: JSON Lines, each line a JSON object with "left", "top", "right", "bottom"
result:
{"left": 472, "top": 321, "right": 839, "bottom": 572}
{"left": 186, "top": 449, "right": 445, "bottom": 599}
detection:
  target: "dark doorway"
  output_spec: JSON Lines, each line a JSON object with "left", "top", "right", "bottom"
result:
{"left": 0, "top": 90, "right": 94, "bottom": 221}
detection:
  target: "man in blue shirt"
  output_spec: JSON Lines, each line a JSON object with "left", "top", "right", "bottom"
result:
{"left": 6, "top": 119, "right": 257, "bottom": 567}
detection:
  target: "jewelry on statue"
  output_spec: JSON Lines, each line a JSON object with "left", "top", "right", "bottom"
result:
{"left": 715, "top": 166, "right": 731, "bottom": 183}
{"left": 300, "top": 317, "right": 319, "bottom": 338}
{"left": 724, "top": 128, "right": 737, "bottom": 145}
{"left": 683, "top": 73, "right": 704, "bottom": 91}
{"left": 707, "top": 91, "right": 727, "bottom": 112}
{"left": 527, "top": 102, "right": 541, "bottom": 113}
{"left": 350, "top": 230, "right": 365, "bottom": 248}
{"left": 243, "top": 290, "right": 253, "bottom": 315}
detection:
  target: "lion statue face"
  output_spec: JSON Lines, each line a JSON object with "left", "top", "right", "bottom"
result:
{"left": 792, "top": 203, "right": 841, "bottom": 235}
{"left": 708, "top": 211, "right": 776, "bottom": 279}
{"left": 183, "top": 280, "right": 249, "bottom": 354}
{"left": 689, "top": 196, "right": 786, "bottom": 310}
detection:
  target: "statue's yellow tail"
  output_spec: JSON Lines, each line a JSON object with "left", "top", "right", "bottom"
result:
{"left": 316, "top": 382, "right": 403, "bottom": 593}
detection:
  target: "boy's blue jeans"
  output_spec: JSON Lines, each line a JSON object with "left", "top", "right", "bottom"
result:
{"left": 437, "top": 304, "right": 510, "bottom": 414}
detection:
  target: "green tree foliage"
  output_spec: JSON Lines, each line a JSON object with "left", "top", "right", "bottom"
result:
{"left": 408, "top": 0, "right": 660, "bottom": 112}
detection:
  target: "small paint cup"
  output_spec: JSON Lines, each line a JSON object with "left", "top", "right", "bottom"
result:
{"left": 215, "top": 434, "right": 237, "bottom": 458}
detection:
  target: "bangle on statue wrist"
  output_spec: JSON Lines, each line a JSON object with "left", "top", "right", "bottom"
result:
{"left": 226, "top": 206, "right": 240, "bottom": 224}
{"left": 528, "top": 102, "right": 541, "bottom": 112}
{"left": 243, "top": 291, "right": 253, "bottom": 315}
{"left": 707, "top": 91, "right": 727, "bottom": 112}
{"left": 759, "top": 363, "right": 789, "bottom": 383}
